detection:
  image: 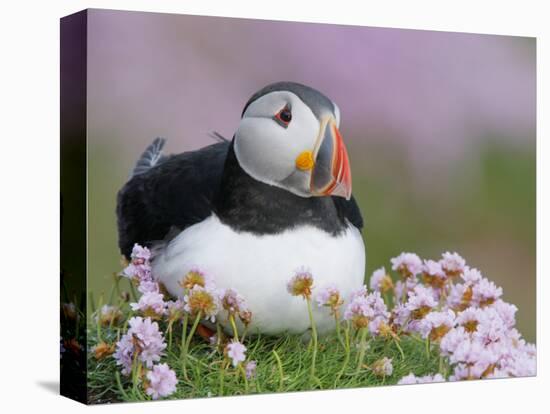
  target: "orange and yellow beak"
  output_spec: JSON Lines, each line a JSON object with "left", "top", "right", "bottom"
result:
{"left": 301, "top": 117, "right": 352, "bottom": 200}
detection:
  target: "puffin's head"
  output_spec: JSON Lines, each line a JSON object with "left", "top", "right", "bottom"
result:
{"left": 234, "top": 82, "right": 352, "bottom": 200}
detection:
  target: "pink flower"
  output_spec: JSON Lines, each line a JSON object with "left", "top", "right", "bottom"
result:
{"left": 349, "top": 284, "right": 368, "bottom": 301}
{"left": 405, "top": 285, "right": 438, "bottom": 319}
{"left": 393, "top": 277, "right": 419, "bottom": 304}
{"left": 461, "top": 267, "right": 483, "bottom": 285}
{"left": 165, "top": 300, "right": 185, "bottom": 322}
{"left": 391, "top": 252, "right": 423, "bottom": 277}
{"left": 369, "top": 267, "right": 394, "bottom": 293}
{"left": 418, "top": 310, "right": 455, "bottom": 340}
{"left": 245, "top": 360, "right": 257, "bottom": 379}
{"left": 492, "top": 300, "right": 517, "bottom": 329}
{"left": 440, "top": 252, "right": 466, "bottom": 276}
{"left": 316, "top": 284, "right": 340, "bottom": 307}
{"left": 138, "top": 280, "right": 160, "bottom": 294}
{"left": 130, "top": 243, "right": 151, "bottom": 262}
{"left": 220, "top": 288, "right": 247, "bottom": 316}
{"left": 397, "top": 373, "right": 445, "bottom": 385}
{"left": 422, "top": 260, "right": 447, "bottom": 289}
{"left": 344, "top": 291, "right": 389, "bottom": 330}
{"left": 183, "top": 285, "right": 220, "bottom": 322}
{"left": 130, "top": 291, "right": 166, "bottom": 318}
{"left": 371, "top": 357, "right": 393, "bottom": 377}
{"left": 440, "top": 326, "right": 470, "bottom": 357}
{"left": 145, "top": 363, "right": 177, "bottom": 399}
{"left": 114, "top": 317, "right": 166, "bottom": 375}
{"left": 456, "top": 307, "right": 485, "bottom": 333}
{"left": 287, "top": 269, "right": 314, "bottom": 298}
{"left": 472, "top": 278, "right": 502, "bottom": 307}
{"left": 122, "top": 244, "right": 153, "bottom": 283}
{"left": 226, "top": 340, "right": 247, "bottom": 367}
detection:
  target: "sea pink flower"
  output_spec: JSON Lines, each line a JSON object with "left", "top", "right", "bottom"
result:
{"left": 418, "top": 310, "right": 455, "bottom": 341}
{"left": 349, "top": 284, "right": 368, "bottom": 301}
{"left": 130, "top": 243, "right": 151, "bottom": 263}
{"left": 165, "top": 299, "right": 185, "bottom": 322}
{"left": 145, "top": 363, "right": 177, "bottom": 399}
{"left": 371, "top": 357, "right": 393, "bottom": 377}
{"left": 114, "top": 317, "right": 166, "bottom": 375}
{"left": 369, "top": 267, "right": 394, "bottom": 293}
{"left": 130, "top": 291, "right": 166, "bottom": 318}
{"left": 393, "top": 277, "right": 419, "bottom": 304}
{"left": 226, "top": 340, "right": 247, "bottom": 367}
{"left": 391, "top": 252, "right": 423, "bottom": 278}
{"left": 344, "top": 291, "right": 389, "bottom": 330}
{"left": 397, "top": 373, "right": 445, "bottom": 385}
{"left": 245, "top": 360, "right": 257, "bottom": 379}
{"left": 461, "top": 267, "right": 483, "bottom": 285}
{"left": 422, "top": 260, "right": 447, "bottom": 289}
{"left": 94, "top": 304, "right": 123, "bottom": 326}
{"left": 179, "top": 268, "right": 215, "bottom": 291}
{"left": 456, "top": 307, "right": 485, "bottom": 333}
{"left": 440, "top": 252, "right": 466, "bottom": 277}
{"left": 138, "top": 280, "right": 160, "bottom": 294}
{"left": 220, "top": 288, "right": 247, "bottom": 316}
{"left": 316, "top": 284, "right": 340, "bottom": 307}
{"left": 405, "top": 285, "right": 438, "bottom": 319}
{"left": 472, "top": 278, "right": 502, "bottom": 307}
{"left": 287, "top": 269, "right": 314, "bottom": 298}
{"left": 491, "top": 300, "right": 517, "bottom": 329}
{"left": 183, "top": 285, "right": 220, "bottom": 322}
{"left": 439, "top": 326, "right": 470, "bottom": 357}
{"left": 122, "top": 244, "right": 153, "bottom": 283}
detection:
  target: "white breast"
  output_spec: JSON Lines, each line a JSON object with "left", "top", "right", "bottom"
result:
{"left": 153, "top": 214, "right": 365, "bottom": 335}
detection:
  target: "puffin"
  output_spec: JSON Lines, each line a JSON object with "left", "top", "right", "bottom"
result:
{"left": 117, "top": 82, "right": 365, "bottom": 336}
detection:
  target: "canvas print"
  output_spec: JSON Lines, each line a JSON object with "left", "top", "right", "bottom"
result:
{"left": 60, "top": 9, "right": 536, "bottom": 404}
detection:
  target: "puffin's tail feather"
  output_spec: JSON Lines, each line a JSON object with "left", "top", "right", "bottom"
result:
{"left": 208, "top": 131, "right": 229, "bottom": 142}
{"left": 131, "top": 137, "right": 167, "bottom": 178}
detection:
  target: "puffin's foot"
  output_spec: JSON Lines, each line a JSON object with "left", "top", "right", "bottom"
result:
{"left": 196, "top": 323, "right": 216, "bottom": 342}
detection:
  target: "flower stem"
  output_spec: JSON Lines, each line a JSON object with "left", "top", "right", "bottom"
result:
{"left": 335, "top": 321, "right": 351, "bottom": 384}
{"left": 167, "top": 321, "right": 173, "bottom": 353}
{"left": 306, "top": 297, "right": 318, "bottom": 383}
{"left": 229, "top": 314, "right": 239, "bottom": 341}
{"left": 355, "top": 328, "right": 368, "bottom": 375}
{"left": 393, "top": 337, "right": 405, "bottom": 360}
{"left": 219, "top": 360, "right": 227, "bottom": 396}
{"left": 425, "top": 337, "right": 431, "bottom": 358}
{"left": 115, "top": 371, "right": 131, "bottom": 400}
{"left": 182, "top": 311, "right": 201, "bottom": 380}
{"left": 238, "top": 364, "right": 250, "bottom": 393}
{"left": 335, "top": 315, "right": 344, "bottom": 348}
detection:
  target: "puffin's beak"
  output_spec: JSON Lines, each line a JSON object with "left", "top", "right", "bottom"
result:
{"left": 310, "top": 117, "right": 352, "bottom": 200}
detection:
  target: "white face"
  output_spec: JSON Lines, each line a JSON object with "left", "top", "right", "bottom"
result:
{"left": 234, "top": 91, "right": 341, "bottom": 198}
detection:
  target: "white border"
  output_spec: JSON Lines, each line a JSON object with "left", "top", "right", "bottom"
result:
{"left": 0, "top": 1, "right": 545, "bottom": 413}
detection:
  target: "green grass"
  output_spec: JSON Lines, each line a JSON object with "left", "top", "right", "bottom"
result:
{"left": 87, "top": 313, "right": 441, "bottom": 403}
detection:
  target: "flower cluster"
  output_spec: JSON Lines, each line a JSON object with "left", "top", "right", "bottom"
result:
{"left": 114, "top": 316, "right": 167, "bottom": 375}
{"left": 343, "top": 288, "right": 389, "bottom": 331}
{"left": 112, "top": 245, "right": 257, "bottom": 399}
{"left": 145, "top": 363, "right": 178, "bottom": 400}
{"left": 122, "top": 243, "right": 153, "bottom": 283}
{"left": 381, "top": 251, "right": 536, "bottom": 383}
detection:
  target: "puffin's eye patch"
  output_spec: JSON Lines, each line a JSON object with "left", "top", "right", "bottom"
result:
{"left": 274, "top": 105, "right": 292, "bottom": 127}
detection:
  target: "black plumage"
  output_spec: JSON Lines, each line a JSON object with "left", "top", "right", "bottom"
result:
{"left": 117, "top": 139, "right": 363, "bottom": 259}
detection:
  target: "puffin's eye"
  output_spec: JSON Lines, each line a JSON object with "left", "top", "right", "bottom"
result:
{"left": 274, "top": 105, "right": 292, "bottom": 127}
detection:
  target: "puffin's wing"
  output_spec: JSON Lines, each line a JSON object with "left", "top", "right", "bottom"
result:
{"left": 333, "top": 195, "right": 364, "bottom": 230}
{"left": 116, "top": 140, "right": 230, "bottom": 258}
